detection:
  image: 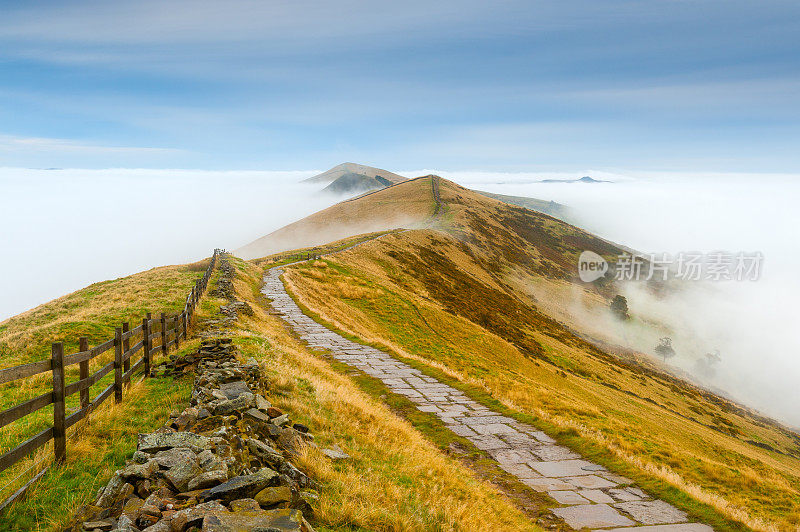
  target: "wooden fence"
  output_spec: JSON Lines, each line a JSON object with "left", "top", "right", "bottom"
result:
{"left": 0, "top": 249, "right": 221, "bottom": 511}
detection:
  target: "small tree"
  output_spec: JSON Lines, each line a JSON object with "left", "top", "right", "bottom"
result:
{"left": 610, "top": 295, "right": 630, "bottom": 321}
{"left": 655, "top": 336, "right": 676, "bottom": 361}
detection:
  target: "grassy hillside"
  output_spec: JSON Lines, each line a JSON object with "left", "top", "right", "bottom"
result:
{"left": 236, "top": 176, "right": 437, "bottom": 259}
{"left": 0, "top": 260, "right": 208, "bottom": 517}
{"left": 3, "top": 251, "right": 543, "bottom": 531}
{"left": 225, "top": 255, "right": 543, "bottom": 531}
{"left": 303, "top": 162, "right": 407, "bottom": 185}
{"left": 277, "top": 177, "right": 800, "bottom": 531}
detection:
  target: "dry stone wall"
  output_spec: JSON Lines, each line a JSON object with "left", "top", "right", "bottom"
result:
{"left": 67, "top": 337, "right": 322, "bottom": 532}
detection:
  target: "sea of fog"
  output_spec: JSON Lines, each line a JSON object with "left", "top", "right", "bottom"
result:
{"left": 0, "top": 167, "right": 329, "bottom": 322}
{"left": 428, "top": 169, "right": 800, "bottom": 428}
{"left": 2, "top": 167, "right": 798, "bottom": 426}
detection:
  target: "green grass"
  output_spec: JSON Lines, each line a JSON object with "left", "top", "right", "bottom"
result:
{"left": 1, "top": 370, "right": 192, "bottom": 532}
{"left": 282, "top": 236, "right": 800, "bottom": 531}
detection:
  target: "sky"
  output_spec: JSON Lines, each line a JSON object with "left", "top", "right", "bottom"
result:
{"left": 1, "top": 1, "right": 799, "bottom": 423}
{"left": 1, "top": 0, "right": 799, "bottom": 172}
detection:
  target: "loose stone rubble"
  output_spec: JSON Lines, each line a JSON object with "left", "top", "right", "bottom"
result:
{"left": 264, "top": 266, "right": 715, "bottom": 532}
{"left": 67, "top": 338, "right": 320, "bottom": 532}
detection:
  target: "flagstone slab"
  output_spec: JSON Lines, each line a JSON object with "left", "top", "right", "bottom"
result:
{"left": 530, "top": 459, "right": 599, "bottom": 477}
{"left": 549, "top": 490, "right": 591, "bottom": 505}
{"left": 565, "top": 475, "right": 618, "bottom": 489}
{"left": 579, "top": 489, "right": 616, "bottom": 504}
{"left": 614, "top": 500, "right": 688, "bottom": 525}
{"left": 552, "top": 504, "right": 635, "bottom": 529}
{"left": 521, "top": 478, "right": 576, "bottom": 492}
{"left": 599, "top": 524, "right": 713, "bottom": 532}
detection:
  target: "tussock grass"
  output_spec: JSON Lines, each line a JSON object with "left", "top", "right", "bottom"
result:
{"left": 282, "top": 230, "right": 800, "bottom": 532}
{"left": 0, "top": 259, "right": 207, "bottom": 525}
{"left": 1, "top": 370, "right": 192, "bottom": 531}
{"left": 227, "top": 258, "right": 541, "bottom": 531}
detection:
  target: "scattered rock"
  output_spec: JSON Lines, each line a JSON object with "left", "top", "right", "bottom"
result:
{"left": 71, "top": 325, "right": 320, "bottom": 532}
{"left": 255, "top": 486, "right": 292, "bottom": 507}
{"left": 321, "top": 445, "right": 350, "bottom": 461}
{"left": 187, "top": 470, "right": 228, "bottom": 491}
{"left": 138, "top": 432, "right": 209, "bottom": 454}
{"left": 201, "top": 468, "right": 280, "bottom": 503}
{"left": 203, "top": 508, "right": 304, "bottom": 532}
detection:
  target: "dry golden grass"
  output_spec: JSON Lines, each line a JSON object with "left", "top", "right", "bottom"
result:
{"left": 227, "top": 258, "right": 541, "bottom": 531}
{"left": 236, "top": 177, "right": 438, "bottom": 259}
{"left": 1, "top": 362, "right": 193, "bottom": 531}
{"left": 282, "top": 230, "right": 800, "bottom": 532}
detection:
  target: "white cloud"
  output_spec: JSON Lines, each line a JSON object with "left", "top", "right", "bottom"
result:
{"left": 0, "top": 134, "right": 183, "bottom": 155}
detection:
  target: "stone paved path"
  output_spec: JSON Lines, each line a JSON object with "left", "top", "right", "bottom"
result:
{"left": 262, "top": 265, "right": 714, "bottom": 531}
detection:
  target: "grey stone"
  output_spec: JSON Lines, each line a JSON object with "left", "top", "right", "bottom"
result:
{"left": 82, "top": 521, "right": 113, "bottom": 531}
{"left": 202, "top": 467, "right": 280, "bottom": 503}
{"left": 164, "top": 459, "right": 202, "bottom": 492}
{"left": 552, "top": 504, "right": 636, "bottom": 529}
{"left": 119, "top": 459, "right": 158, "bottom": 481}
{"left": 579, "top": 489, "right": 616, "bottom": 503}
{"left": 530, "top": 445, "right": 580, "bottom": 461}
{"left": 614, "top": 500, "right": 689, "bottom": 525}
{"left": 153, "top": 447, "right": 197, "bottom": 469}
{"left": 521, "top": 478, "right": 575, "bottom": 492}
{"left": 243, "top": 407, "right": 270, "bottom": 423}
{"left": 548, "top": 490, "right": 590, "bottom": 505}
{"left": 203, "top": 508, "right": 303, "bottom": 531}
{"left": 95, "top": 474, "right": 127, "bottom": 507}
{"left": 530, "top": 459, "right": 598, "bottom": 477}
{"left": 171, "top": 500, "right": 227, "bottom": 529}
{"left": 609, "top": 488, "right": 645, "bottom": 502}
{"left": 212, "top": 393, "right": 255, "bottom": 416}
{"left": 188, "top": 469, "right": 228, "bottom": 491}
{"left": 138, "top": 432, "right": 209, "bottom": 453}
{"left": 564, "top": 474, "right": 617, "bottom": 489}
{"left": 601, "top": 524, "right": 713, "bottom": 532}
{"left": 197, "top": 449, "right": 227, "bottom": 473}
{"left": 271, "top": 413, "right": 290, "bottom": 427}
{"left": 255, "top": 394, "right": 272, "bottom": 411}
{"left": 219, "top": 380, "right": 251, "bottom": 399}
{"left": 247, "top": 438, "right": 284, "bottom": 467}
{"left": 321, "top": 446, "right": 350, "bottom": 461}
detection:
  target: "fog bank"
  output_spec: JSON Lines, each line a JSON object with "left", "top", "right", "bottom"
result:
{"left": 432, "top": 170, "right": 800, "bottom": 427}
{"left": 0, "top": 167, "right": 336, "bottom": 321}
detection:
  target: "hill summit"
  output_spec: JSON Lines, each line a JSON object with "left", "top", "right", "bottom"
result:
{"left": 303, "top": 162, "right": 407, "bottom": 195}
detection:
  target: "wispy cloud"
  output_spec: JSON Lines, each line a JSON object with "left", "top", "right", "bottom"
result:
{"left": 0, "top": 134, "right": 183, "bottom": 155}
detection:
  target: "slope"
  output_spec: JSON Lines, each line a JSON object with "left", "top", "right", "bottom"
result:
{"left": 235, "top": 176, "right": 437, "bottom": 260}
{"left": 277, "top": 176, "right": 800, "bottom": 530}
{"left": 302, "top": 162, "right": 407, "bottom": 185}
{"left": 320, "top": 171, "right": 396, "bottom": 196}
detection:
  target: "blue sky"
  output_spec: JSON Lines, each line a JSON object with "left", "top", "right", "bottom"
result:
{"left": 1, "top": 0, "right": 799, "bottom": 172}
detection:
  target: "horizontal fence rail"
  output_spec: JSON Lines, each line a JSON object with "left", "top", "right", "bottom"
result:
{"left": 0, "top": 249, "right": 222, "bottom": 512}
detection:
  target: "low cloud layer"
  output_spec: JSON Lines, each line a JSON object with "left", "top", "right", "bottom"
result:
{"left": 437, "top": 170, "right": 800, "bottom": 426}
{"left": 0, "top": 167, "right": 336, "bottom": 320}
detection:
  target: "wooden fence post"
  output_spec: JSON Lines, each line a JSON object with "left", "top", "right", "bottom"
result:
{"left": 51, "top": 342, "right": 66, "bottom": 464}
{"left": 160, "top": 313, "right": 167, "bottom": 357}
{"left": 173, "top": 315, "right": 180, "bottom": 351}
{"left": 78, "top": 337, "right": 89, "bottom": 411}
{"left": 122, "top": 322, "right": 130, "bottom": 377}
{"left": 142, "top": 315, "right": 151, "bottom": 378}
{"left": 114, "top": 328, "right": 123, "bottom": 404}
{"left": 182, "top": 312, "right": 188, "bottom": 342}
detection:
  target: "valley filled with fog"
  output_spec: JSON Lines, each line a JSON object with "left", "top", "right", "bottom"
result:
{"left": 3, "top": 166, "right": 798, "bottom": 426}
{"left": 439, "top": 170, "right": 800, "bottom": 427}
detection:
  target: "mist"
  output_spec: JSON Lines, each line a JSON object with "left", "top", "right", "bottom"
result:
{"left": 3, "top": 166, "right": 798, "bottom": 427}
{"left": 432, "top": 170, "right": 800, "bottom": 427}
{"left": 0, "top": 167, "right": 338, "bottom": 321}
